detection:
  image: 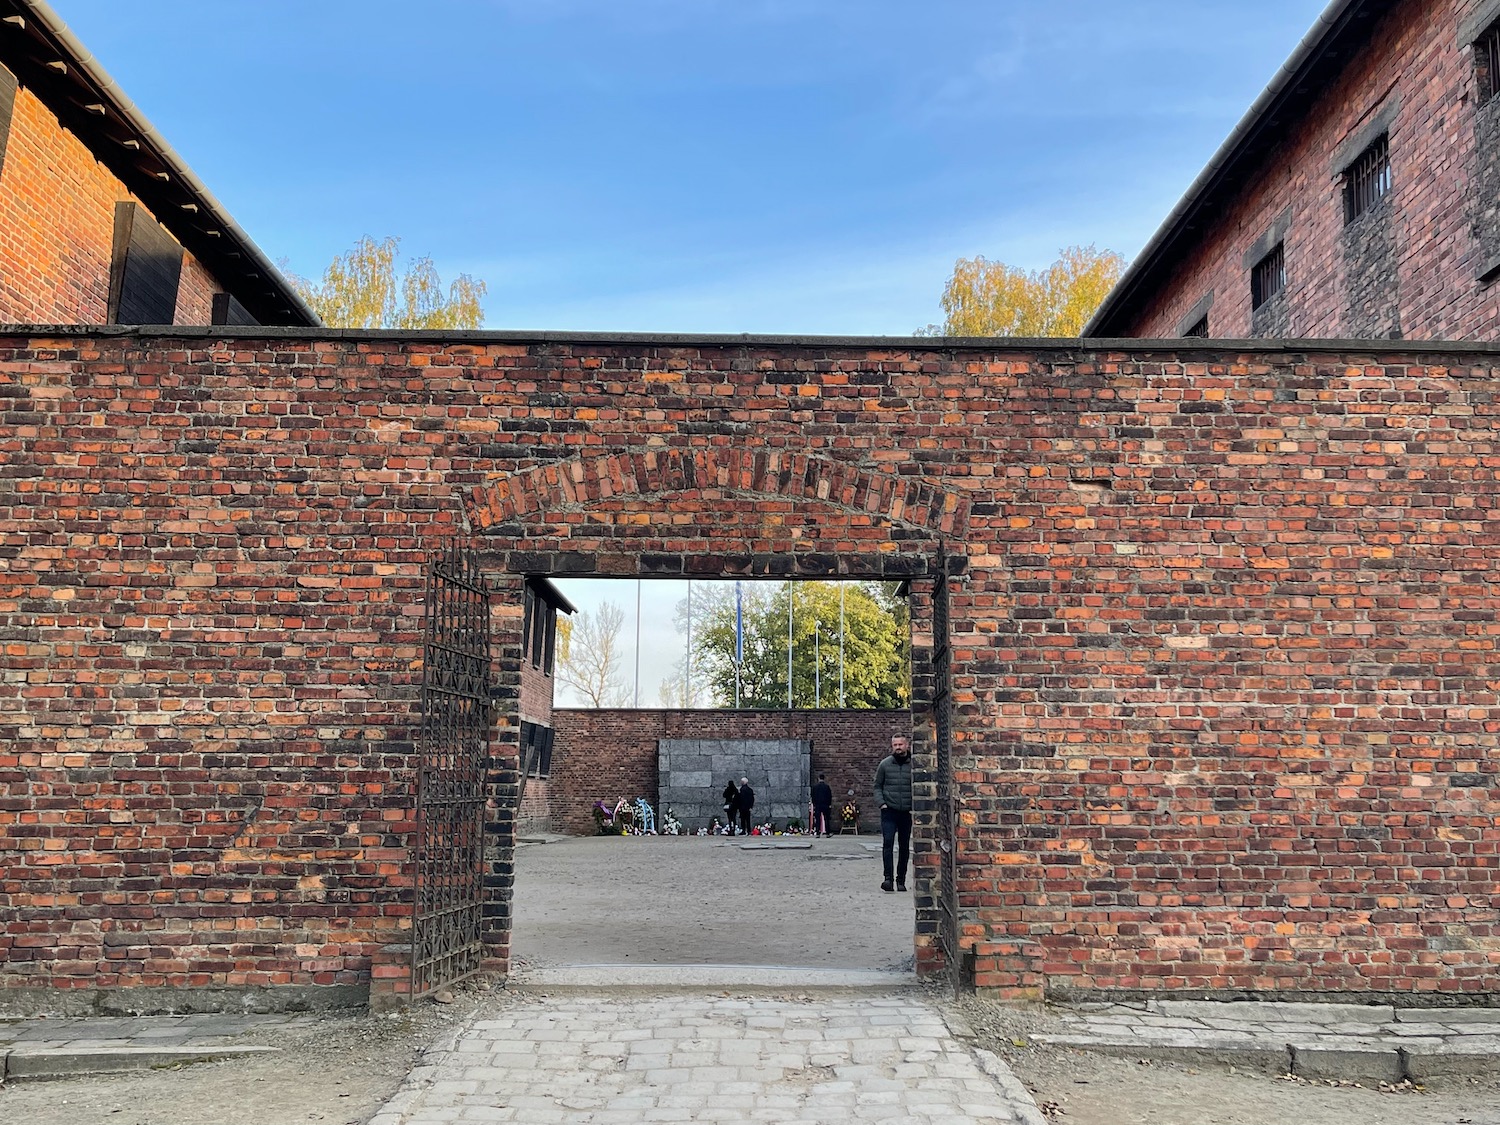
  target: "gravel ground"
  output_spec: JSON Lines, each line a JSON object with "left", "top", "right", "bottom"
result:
{"left": 0, "top": 977, "right": 509, "bottom": 1125}
{"left": 511, "top": 833, "right": 916, "bottom": 971}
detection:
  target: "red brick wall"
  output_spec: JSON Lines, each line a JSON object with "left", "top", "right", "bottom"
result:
{"left": 2, "top": 329, "right": 1498, "bottom": 1005}
{"left": 518, "top": 653, "right": 553, "bottom": 727}
{"left": 0, "top": 86, "right": 233, "bottom": 326}
{"left": 517, "top": 779, "right": 550, "bottom": 836}
{"left": 548, "top": 709, "right": 911, "bottom": 835}
{"left": 1125, "top": 0, "right": 1500, "bottom": 340}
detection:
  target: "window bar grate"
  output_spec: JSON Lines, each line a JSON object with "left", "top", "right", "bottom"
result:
{"left": 1482, "top": 24, "right": 1500, "bottom": 103}
{"left": 1251, "top": 244, "right": 1285, "bottom": 310}
{"left": 1344, "top": 135, "right": 1391, "bottom": 223}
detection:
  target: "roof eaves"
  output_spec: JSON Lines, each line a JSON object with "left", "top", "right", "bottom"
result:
{"left": 1083, "top": 0, "right": 1396, "bottom": 337}
{"left": 2, "top": 0, "right": 320, "bottom": 327}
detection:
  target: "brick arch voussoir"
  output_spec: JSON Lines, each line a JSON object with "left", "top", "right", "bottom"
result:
{"left": 465, "top": 448, "right": 968, "bottom": 538}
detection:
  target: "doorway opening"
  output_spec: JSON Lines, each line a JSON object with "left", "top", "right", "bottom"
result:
{"left": 496, "top": 572, "right": 947, "bottom": 984}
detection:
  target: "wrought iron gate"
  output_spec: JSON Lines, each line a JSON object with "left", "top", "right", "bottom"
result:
{"left": 931, "top": 566, "right": 961, "bottom": 981}
{"left": 413, "top": 545, "right": 491, "bottom": 998}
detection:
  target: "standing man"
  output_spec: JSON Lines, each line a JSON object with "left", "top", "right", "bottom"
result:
{"left": 736, "top": 776, "right": 755, "bottom": 837}
{"left": 810, "top": 773, "right": 833, "bottom": 837}
{"left": 722, "top": 778, "right": 740, "bottom": 835}
{"left": 873, "top": 735, "right": 913, "bottom": 892}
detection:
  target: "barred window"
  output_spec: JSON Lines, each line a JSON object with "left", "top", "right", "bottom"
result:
{"left": 1182, "top": 315, "right": 1209, "bottom": 339}
{"left": 1251, "top": 243, "right": 1285, "bottom": 310}
{"left": 1343, "top": 134, "right": 1391, "bottom": 223}
{"left": 1480, "top": 21, "right": 1500, "bottom": 102}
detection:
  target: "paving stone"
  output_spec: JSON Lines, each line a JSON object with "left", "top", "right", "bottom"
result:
{"left": 371, "top": 993, "right": 1039, "bottom": 1123}
{"left": 1400, "top": 1040, "right": 1500, "bottom": 1080}
{"left": 4, "top": 1044, "right": 278, "bottom": 1079}
{"left": 1289, "top": 1044, "right": 1404, "bottom": 1084}
{"left": 1153, "top": 1000, "right": 1395, "bottom": 1025}
{"left": 1415, "top": 1008, "right": 1500, "bottom": 1025}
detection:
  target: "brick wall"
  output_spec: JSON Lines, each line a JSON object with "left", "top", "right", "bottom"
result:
{"left": 548, "top": 709, "right": 911, "bottom": 835}
{"left": 1126, "top": 0, "right": 1500, "bottom": 340}
{"left": 2, "top": 329, "right": 1497, "bottom": 1006}
{"left": 517, "top": 779, "right": 549, "bottom": 837}
{"left": 0, "top": 86, "right": 233, "bottom": 326}
{"left": 518, "top": 653, "right": 553, "bottom": 727}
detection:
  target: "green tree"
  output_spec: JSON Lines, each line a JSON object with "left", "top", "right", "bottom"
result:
{"left": 289, "top": 235, "right": 487, "bottom": 329}
{"left": 921, "top": 244, "right": 1125, "bottom": 337}
{"left": 690, "top": 582, "right": 909, "bottom": 709}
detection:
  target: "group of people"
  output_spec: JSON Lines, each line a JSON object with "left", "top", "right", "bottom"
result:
{"left": 716, "top": 734, "right": 915, "bottom": 894}
{"left": 720, "top": 776, "right": 757, "bottom": 836}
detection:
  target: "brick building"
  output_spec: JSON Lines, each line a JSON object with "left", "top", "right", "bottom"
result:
{"left": 2, "top": 328, "right": 1496, "bottom": 1010}
{"left": 1087, "top": 0, "right": 1500, "bottom": 340}
{"left": 0, "top": 0, "right": 314, "bottom": 327}
{"left": 516, "top": 578, "right": 571, "bottom": 835}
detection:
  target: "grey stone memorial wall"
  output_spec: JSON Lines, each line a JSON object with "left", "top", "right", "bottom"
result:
{"left": 658, "top": 739, "right": 811, "bottom": 831}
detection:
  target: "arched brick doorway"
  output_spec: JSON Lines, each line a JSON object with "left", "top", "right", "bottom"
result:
{"left": 463, "top": 448, "right": 968, "bottom": 984}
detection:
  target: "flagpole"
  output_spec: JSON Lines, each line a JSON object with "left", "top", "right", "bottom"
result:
{"left": 786, "top": 580, "right": 793, "bottom": 710}
{"left": 734, "top": 580, "right": 743, "bottom": 708}
{"left": 839, "top": 582, "right": 846, "bottom": 708}
{"left": 684, "top": 579, "right": 692, "bottom": 707}
{"left": 814, "top": 621, "right": 820, "bottom": 708}
{"left": 633, "top": 578, "right": 641, "bottom": 707}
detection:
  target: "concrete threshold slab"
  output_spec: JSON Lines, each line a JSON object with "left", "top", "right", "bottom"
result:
{"left": 1034, "top": 1033, "right": 1292, "bottom": 1074}
{"left": 510, "top": 963, "right": 918, "bottom": 991}
{"left": 2, "top": 1044, "right": 279, "bottom": 1081}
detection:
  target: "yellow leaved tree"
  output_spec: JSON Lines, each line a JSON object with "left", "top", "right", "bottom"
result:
{"left": 290, "top": 235, "right": 487, "bottom": 329}
{"left": 922, "top": 244, "right": 1125, "bottom": 337}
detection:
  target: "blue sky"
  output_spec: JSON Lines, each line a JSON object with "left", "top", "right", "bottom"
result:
{"left": 58, "top": 0, "right": 1329, "bottom": 335}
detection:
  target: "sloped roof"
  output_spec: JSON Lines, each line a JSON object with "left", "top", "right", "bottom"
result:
{"left": 1, "top": 0, "right": 319, "bottom": 326}
{"left": 1084, "top": 0, "right": 1398, "bottom": 337}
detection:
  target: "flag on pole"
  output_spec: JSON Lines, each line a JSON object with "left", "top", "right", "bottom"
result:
{"left": 735, "top": 581, "right": 744, "bottom": 666}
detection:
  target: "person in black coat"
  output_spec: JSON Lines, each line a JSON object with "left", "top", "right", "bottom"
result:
{"left": 736, "top": 776, "right": 755, "bottom": 836}
{"left": 810, "top": 773, "right": 833, "bottom": 837}
{"left": 721, "top": 779, "right": 740, "bottom": 834}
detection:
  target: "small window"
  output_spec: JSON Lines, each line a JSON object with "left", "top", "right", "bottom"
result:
{"left": 1182, "top": 315, "right": 1209, "bottom": 338}
{"left": 530, "top": 598, "right": 548, "bottom": 667}
{"left": 1479, "top": 21, "right": 1500, "bottom": 102}
{"left": 522, "top": 586, "right": 535, "bottom": 658}
{"left": 109, "top": 202, "right": 183, "bottom": 324}
{"left": 1343, "top": 134, "right": 1391, "bottom": 223}
{"left": 521, "top": 721, "right": 555, "bottom": 779}
{"left": 1251, "top": 243, "right": 1285, "bottom": 310}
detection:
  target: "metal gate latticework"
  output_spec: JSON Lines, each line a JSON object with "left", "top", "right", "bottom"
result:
{"left": 413, "top": 544, "right": 491, "bottom": 998}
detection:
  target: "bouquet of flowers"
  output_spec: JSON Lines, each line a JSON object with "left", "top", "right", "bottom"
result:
{"left": 663, "top": 807, "right": 683, "bottom": 835}
{"left": 841, "top": 799, "right": 859, "bottom": 829}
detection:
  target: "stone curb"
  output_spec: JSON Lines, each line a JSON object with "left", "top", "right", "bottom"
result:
{"left": 1, "top": 1044, "right": 279, "bottom": 1081}
{"left": 1037, "top": 1028, "right": 1500, "bottom": 1083}
{"left": 509, "top": 965, "right": 920, "bottom": 991}
{"left": 973, "top": 1048, "right": 1051, "bottom": 1125}
{"left": 1037, "top": 1035, "right": 1293, "bottom": 1074}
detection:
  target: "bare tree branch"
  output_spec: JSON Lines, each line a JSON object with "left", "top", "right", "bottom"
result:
{"left": 556, "top": 601, "right": 629, "bottom": 707}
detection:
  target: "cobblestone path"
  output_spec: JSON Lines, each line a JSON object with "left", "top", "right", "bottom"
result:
{"left": 369, "top": 992, "right": 1042, "bottom": 1124}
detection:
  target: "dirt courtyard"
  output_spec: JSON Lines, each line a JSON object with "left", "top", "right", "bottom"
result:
{"left": 510, "top": 833, "right": 916, "bottom": 972}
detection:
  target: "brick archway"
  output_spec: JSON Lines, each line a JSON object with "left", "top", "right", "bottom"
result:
{"left": 465, "top": 448, "right": 970, "bottom": 540}
{"left": 476, "top": 467, "right": 964, "bottom": 982}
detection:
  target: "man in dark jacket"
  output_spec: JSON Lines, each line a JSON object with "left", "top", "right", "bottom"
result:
{"left": 873, "top": 735, "right": 913, "bottom": 892}
{"left": 810, "top": 773, "right": 833, "bottom": 837}
{"left": 736, "top": 776, "right": 755, "bottom": 836}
